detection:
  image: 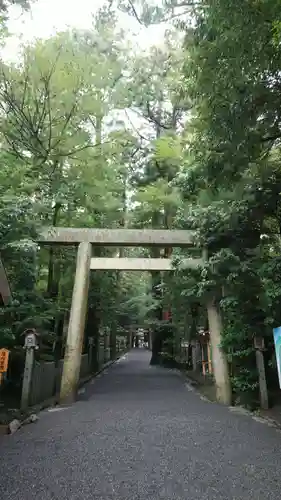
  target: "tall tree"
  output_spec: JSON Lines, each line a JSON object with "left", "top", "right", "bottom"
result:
{"left": 173, "top": 0, "right": 281, "bottom": 405}
{"left": 122, "top": 32, "right": 187, "bottom": 362}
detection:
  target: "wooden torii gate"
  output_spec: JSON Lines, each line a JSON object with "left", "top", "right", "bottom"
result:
{"left": 39, "top": 227, "right": 231, "bottom": 405}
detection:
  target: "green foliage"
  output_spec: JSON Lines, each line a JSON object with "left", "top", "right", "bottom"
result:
{"left": 0, "top": 8, "right": 139, "bottom": 351}
{"left": 0, "top": 5, "right": 182, "bottom": 361}
{"left": 2, "top": 0, "right": 281, "bottom": 410}
{"left": 166, "top": 0, "right": 281, "bottom": 404}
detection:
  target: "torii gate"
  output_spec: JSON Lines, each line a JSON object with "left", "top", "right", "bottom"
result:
{"left": 39, "top": 227, "right": 231, "bottom": 406}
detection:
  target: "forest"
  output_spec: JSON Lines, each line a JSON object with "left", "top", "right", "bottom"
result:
{"left": 0, "top": 0, "right": 281, "bottom": 409}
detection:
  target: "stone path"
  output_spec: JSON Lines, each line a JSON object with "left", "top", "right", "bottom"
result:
{"left": 1, "top": 349, "right": 281, "bottom": 499}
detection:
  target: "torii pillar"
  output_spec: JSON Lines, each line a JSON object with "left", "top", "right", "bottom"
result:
{"left": 59, "top": 242, "right": 91, "bottom": 404}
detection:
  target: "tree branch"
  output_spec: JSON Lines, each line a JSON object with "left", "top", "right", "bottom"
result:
{"left": 127, "top": 0, "right": 143, "bottom": 25}
{"left": 146, "top": 101, "right": 171, "bottom": 130}
{"left": 124, "top": 108, "right": 151, "bottom": 142}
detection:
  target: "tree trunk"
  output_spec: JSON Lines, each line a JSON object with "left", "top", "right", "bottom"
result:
{"left": 150, "top": 253, "right": 163, "bottom": 365}
{"left": 46, "top": 201, "right": 63, "bottom": 358}
{"left": 47, "top": 201, "right": 61, "bottom": 297}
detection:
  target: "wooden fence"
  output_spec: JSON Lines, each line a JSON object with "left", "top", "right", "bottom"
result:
{"left": 29, "top": 336, "right": 127, "bottom": 406}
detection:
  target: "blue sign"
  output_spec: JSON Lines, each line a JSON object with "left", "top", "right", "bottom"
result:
{"left": 273, "top": 326, "right": 281, "bottom": 389}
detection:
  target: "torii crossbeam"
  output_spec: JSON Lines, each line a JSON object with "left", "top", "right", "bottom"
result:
{"left": 39, "top": 227, "right": 195, "bottom": 247}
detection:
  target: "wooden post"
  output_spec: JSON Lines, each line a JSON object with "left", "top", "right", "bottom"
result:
{"left": 99, "top": 332, "right": 104, "bottom": 367}
{"left": 21, "top": 348, "right": 34, "bottom": 410}
{"left": 88, "top": 337, "right": 94, "bottom": 371}
{"left": 255, "top": 348, "right": 269, "bottom": 410}
{"left": 110, "top": 327, "right": 116, "bottom": 361}
{"left": 191, "top": 341, "right": 200, "bottom": 372}
{"left": 127, "top": 330, "right": 131, "bottom": 349}
{"left": 207, "top": 298, "right": 231, "bottom": 405}
{"left": 21, "top": 330, "right": 39, "bottom": 410}
{"left": 202, "top": 346, "right": 206, "bottom": 376}
{"left": 59, "top": 242, "right": 91, "bottom": 404}
{"left": 207, "top": 342, "right": 212, "bottom": 374}
{"left": 148, "top": 329, "right": 152, "bottom": 350}
{"left": 191, "top": 345, "right": 196, "bottom": 371}
{"left": 104, "top": 329, "right": 110, "bottom": 362}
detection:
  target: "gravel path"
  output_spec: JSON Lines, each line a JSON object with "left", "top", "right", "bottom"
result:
{"left": 1, "top": 349, "right": 281, "bottom": 499}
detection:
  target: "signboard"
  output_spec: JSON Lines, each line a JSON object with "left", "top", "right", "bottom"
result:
{"left": 273, "top": 326, "right": 281, "bottom": 388}
{"left": 0, "top": 348, "right": 9, "bottom": 373}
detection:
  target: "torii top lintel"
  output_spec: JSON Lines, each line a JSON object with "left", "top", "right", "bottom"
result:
{"left": 38, "top": 227, "right": 195, "bottom": 247}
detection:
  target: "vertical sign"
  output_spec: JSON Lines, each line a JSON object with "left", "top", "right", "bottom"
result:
{"left": 0, "top": 348, "right": 10, "bottom": 385}
{"left": 273, "top": 326, "right": 281, "bottom": 389}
